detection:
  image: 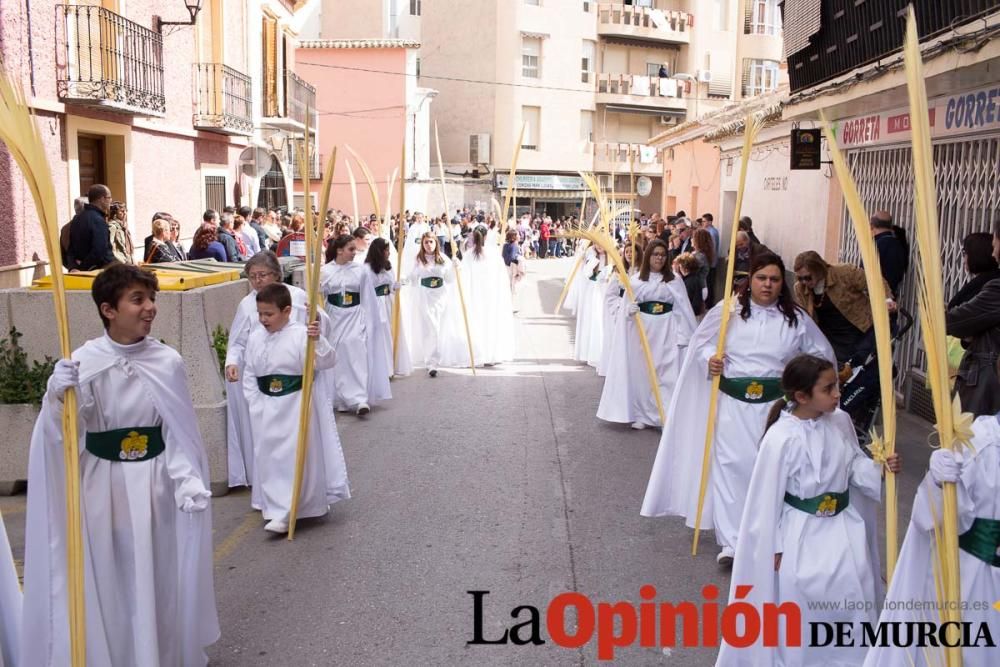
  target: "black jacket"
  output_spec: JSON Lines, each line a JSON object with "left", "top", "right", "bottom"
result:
{"left": 946, "top": 276, "right": 1000, "bottom": 417}
{"left": 874, "top": 231, "right": 907, "bottom": 297}
{"left": 216, "top": 228, "right": 240, "bottom": 262}
{"left": 67, "top": 204, "right": 115, "bottom": 270}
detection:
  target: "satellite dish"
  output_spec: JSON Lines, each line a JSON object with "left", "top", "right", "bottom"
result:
{"left": 637, "top": 176, "right": 653, "bottom": 197}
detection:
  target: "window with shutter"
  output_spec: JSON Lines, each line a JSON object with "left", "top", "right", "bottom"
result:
{"left": 262, "top": 17, "right": 278, "bottom": 117}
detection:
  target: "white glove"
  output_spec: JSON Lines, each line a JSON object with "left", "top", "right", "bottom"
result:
{"left": 181, "top": 488, "right": 212, "bottom": 513}
{"left": 400, "top": 278, "right": 410, "bottom": 286}
{"left": 47, "top": 359, "right": 79, "bottom": 401}
{"left": 392, "top": 281, "right": 402, "bottom": 292}
{"left": 626, "top": 302, "right": 640, "bottom": 317}
{"left": 929, "top": 449, "right": 962, "bottom": 486}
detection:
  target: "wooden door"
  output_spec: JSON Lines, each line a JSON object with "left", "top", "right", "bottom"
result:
{"left": 78, "top": 134, "right": 106, "bottom": 195}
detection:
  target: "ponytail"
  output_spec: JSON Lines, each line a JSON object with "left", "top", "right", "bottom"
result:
{"left": 764, "top": 398, "right": 789, "bottom": 434}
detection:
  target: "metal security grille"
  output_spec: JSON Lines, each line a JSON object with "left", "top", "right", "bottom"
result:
{"left": 837, "top": 135, "right": 1000, "bottom": 404}
{"left": 204, "top": 176, "right": 226, "bottom": 213}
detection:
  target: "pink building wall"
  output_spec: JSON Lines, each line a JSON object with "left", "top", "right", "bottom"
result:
{"left": 295, "top": 46, "right": 409, "bottom": 218}
{"left": 0, "top": 0, "right": 249, "bottom": 277}
{"left": 661, "top": 136, "right": 721, "bottom": 220}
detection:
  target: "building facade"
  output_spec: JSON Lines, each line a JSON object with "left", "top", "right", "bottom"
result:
{"left": 0, "top": 0, "right": 319, "bottom": 286}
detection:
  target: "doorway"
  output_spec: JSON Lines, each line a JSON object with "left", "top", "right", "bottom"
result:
{"left": 78, "top": 134, "right": 106, "bottom": 195}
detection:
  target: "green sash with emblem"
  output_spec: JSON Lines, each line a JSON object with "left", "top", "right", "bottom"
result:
{"left": 784, "top": 489, "right": 849, "bottom": 517}
{"left": 638, "top": 301, "right": 673, "bottom": 315}
{"left": 327, "top": 291, "right": 361, "bottom": 308}
{"left": 256, "top": 374, "right": 304, "bottom": 397}
{"left": 375, "top": 284, "right": 391, "bottom": 297}
{"left": 958, "top": 518, "right": 1000, "bottom": 567}
{"left": 86, "top": 425, "right": 165, "bottom": 462}
{"left": 420, "top": 276, "right": 444, "bottom": 289}
{"left": 718, "top": 375, "right": 783, "bottom": 403}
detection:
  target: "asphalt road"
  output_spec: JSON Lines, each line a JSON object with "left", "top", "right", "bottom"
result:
{"left": 1, "top": 256, "right": 934, "bottom": 666}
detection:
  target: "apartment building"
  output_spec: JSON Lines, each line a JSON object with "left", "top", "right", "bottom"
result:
{"left": 316, "top": 0, "right": 783, "bottom": 218}
{"left": 0, "top": 0, "right": 319, "bottom": 286}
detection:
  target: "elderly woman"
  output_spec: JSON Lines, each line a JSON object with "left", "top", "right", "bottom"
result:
{"left": 946, "top": 232, "right": 1000, "bottom": 416}
{"left": 145, "top": 218, "right": 183, "bottom": 264}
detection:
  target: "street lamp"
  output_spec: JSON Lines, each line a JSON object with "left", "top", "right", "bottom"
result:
{"left": 157, "top": 0, "right": 203, "bottom": 29}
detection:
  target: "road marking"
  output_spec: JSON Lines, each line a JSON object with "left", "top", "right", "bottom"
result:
{"left": 214, "top": 511, "right": 260, "bottom": 563}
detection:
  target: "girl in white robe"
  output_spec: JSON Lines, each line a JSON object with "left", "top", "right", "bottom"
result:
{"left": 862, "top": 414, "right": 1000, "bottom": 667}
{"left": 460, "top": 226, "right": 515, "bottom": 366}
{"left": 320, "top": 234, "right": 392, "bottom": 415}
{"left": 225, "top": 252, "right": 334, "bottom": 496}
{"left": 641, "top": 251, "right": 835, "bottom": 565}
{"left": 365, "top": 237, "right": 412, "bottom": 377}
{"left": 406, "top": 233, "right": 467, "bottom": 375}
{"left": 573, "top": 246, "right": 607, "bottom": 365}
{"left": 717, "top": 354, "right": 896, "bottom": 667}
{"left": 563, "top": 244, "right": 594, "bottom": 316}
{"left": 596, "top": 242, "right": 641, "bottom": 377}
{"left": 598, "top": 240, "right": 697, "bottom": 429}
{"left": 242, "top": 285, "right": 350, "bottom": 533}
{"left": 0, "top": 510, "right": 19, "bottom": 667}
{"left": 22, "top": 264, "right": 218, "bottom": 666}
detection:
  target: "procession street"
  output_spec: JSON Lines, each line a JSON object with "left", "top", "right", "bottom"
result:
{"left": 0, "top": 257, "right": 934, "bottom": 666}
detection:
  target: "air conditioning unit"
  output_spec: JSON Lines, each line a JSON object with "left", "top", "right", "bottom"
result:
{"left": 469, "top": 133, "right": 491, "bottom": 165}
{"left": 697, "top": 69, "right": 713, "bottom": 83}
{"left": 659, "top": 116, "right": 678, "bottom": 125}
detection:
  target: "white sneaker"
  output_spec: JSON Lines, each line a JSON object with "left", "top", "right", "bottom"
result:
{"left": 264, "top": 520, "right": 289, "bottom": 534}
{"left": 356, "top": 403, "right": 370, "bottom": 416}
{"left": 716, "top": 546, "right": 735, "bottom": 566}
{"left": 630, "top": 421, "right": 646, "bottom": 430}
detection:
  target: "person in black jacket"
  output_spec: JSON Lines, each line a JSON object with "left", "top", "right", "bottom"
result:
{"left": 869, "top": 210, "right": 908, "bottom": 298}
{"left": 246, "top": 207, "right": 269, "bottom": 251}
{"left": 67, "top": 184, "right": 116, "bottom": 271}
{"left": 946, "top": 232, "right": 1000, "bottom": 417}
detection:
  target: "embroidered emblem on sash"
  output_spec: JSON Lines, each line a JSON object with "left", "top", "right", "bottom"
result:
{"left": 817, "top": 495, "right": 838, "bottom": 517}
{"left": 745, "top": 381, "right": 765, "bottom": 401}
{"left": 651, "top": 303, "right": 665, "bottom": 314}
{"left": 120, "top": 431, "right": 149, "bottom": 461}
{"left": 342, "top": 293, "right": 353, "bottom": 305}
{"left": 429, "top": 278, "right": 441, "bottom": 287}
{"left": 269, "top": 378, "right": 284, "bottom": 394}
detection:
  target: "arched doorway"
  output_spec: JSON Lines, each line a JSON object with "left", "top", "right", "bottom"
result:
{"left": 256, "top": 156, "right": 288, "bottom": 210}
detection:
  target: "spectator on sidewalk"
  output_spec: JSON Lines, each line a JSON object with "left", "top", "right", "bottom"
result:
{"left": 108, "top": 201, "right": 136, "bottom": 265}
{"left": 145, "top": 218, "right": 184, "bottom": 264}
{"left": 217, "top": 212, "right": 243, "bottom": 262}
{"left": 869, "top": 210, "right": 908, "bottom": 298}
{"left": 234, "top": 214, "right": 259, "bottom": 258}
{"left": 188, "top": 223, "right": 228, "bottom": 262}
{"left": 60, "top": 196, "right": 88, "bottom": 268}
{"left": 67, "top": 184, "right": 116, "bottom": 271}
{"left": 702, "top": 212, "right": 720, "bottom": 306}
{"left": 946, "top": 232, "right": 1000, "bottom": 416}
{"left": 538, "top": 218, "right": 550, "bottom": 259}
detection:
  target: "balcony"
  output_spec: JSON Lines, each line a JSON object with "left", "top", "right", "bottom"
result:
{"left": 289, "top": 144, "right": 322, "bottom": 180}
{"left": 595, "top": 73, "right": 687, "bottom": 114}
{"left": 55, "top": 4, "right": 165, "bottom": 116}
{"left": 597, "top": 3, "right": 691, "bottom": 45}
{"left": 264, "top": 70, "right": 318, "bottom": 133}
{"left": 593, "top": 142, "right": 662, "bottom": 177}
{"left": 785, "top": 0, "right": 1000, "bottom": 93}
{"left": 193, "top": 63, "right": 253, "bottom": 136}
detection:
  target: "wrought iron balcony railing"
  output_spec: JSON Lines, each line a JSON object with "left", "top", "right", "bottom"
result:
{"left": 193, "top": 63, "right": 253, "bottom": 135}
{"left": 285, "top": 70, "right": 317, "bottom": 129}
{"left": 785, "top": 0, "right": 1000, "bottom": 93}
{"left": 55, "top": 4, "right": 165, "bottom": 115}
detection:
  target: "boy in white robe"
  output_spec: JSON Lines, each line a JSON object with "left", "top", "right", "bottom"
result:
{"left": 0, "top": 509, "right": 19, "bottom": 667}
{"left": 862, "top": 412, "right": 1000, "bottom": 667}
{"left": 242, "top": 283, "right": 350, "bottom": 534}
{"left": 21, "top": 263, "right": 219, "bottom": 666}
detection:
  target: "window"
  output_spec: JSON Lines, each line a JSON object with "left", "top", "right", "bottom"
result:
{"left": 262, "top": 16, "right": 279, "bottom": 117}
{"left": 522, "top": 36, "right": 541, "bottom": 78}
{"left": 522, "top": 106, "right": 540, "bottom": 150}
{"left": 580, "top": 110, "right": 594, "bottom": 143}
{"left": 410, "top": 0, "right": 421, "bottom": 16}
{"left": 581, "top": 40, "right": 595, "bottom": 83}
{"left": 742, "top": 58, "right": 779, "bottom": 97}
{"left": 525, "top": 0, "right": 540, "bottom": 5}
{"left": 583, "top": 0, "right": 591, "bottom": 11}
{"left": 748, "top": 0, "right": 780, "bottom": 35}
{"left": 205, "top": 175, "right": 227, "bottom": 214}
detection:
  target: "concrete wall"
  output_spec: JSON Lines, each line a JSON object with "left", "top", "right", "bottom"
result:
{"left": 0, "top": 279, "right": 249, "bottom": 492}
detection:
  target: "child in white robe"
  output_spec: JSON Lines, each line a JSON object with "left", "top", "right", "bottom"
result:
{"left": 459, "top": 226, "right": 515, "bottom": 366}
{"left": 365, "top": 237, "right": 412, "bottom": 377}
{"left": 717, "top": 354, "right": 900, "bottom": 667}
{"left": 242, "top": 283, "right": 351, "bottom": 533}
{"left": 598, "top": 240, "right": 696, "bottom": 430}
{"left": 641, "top": 252, "right": 835, "bottom": 565}
{"left": 862, "top": 412, "right": 1000, "bottom": 667}
{"left": 406, "top": 232, "right": 466, "bottom": 376}
{"left": 320, "top": 234, "right": 391, "bottom": 415}
{"left": 0, "top": 509, "right": 19, "bottom": 667}
{"left": 21, "top": 263, "right": 218, "bottom": 666}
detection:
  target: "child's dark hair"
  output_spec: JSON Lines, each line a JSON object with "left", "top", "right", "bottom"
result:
{"left": 365, "top": 237, "right": 392, "bottom": 274}
{"left": 325, "top": 234, "right": 355, "bottom": 263}
{"left": 255, "top": 282, "right": 292, "bottom": 311}
{"left": 765, "top": 354, "right": 836, "bottom": 432}
{"left": 91, "top": 263, "right": 158, "bottom": 329}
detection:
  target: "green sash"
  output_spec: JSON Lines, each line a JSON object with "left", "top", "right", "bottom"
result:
{"left": 588, "top": 273, "right": 598, "bottom": 282}
{"left": 784, "top": 489, "right": 850, "bottom": 517}
{"left": 959, "top": 518, "right": 1000, "bottom": 567}
{"left": 420, "top": 276, "right": 444, "bottom": 289}
{"left": 718, "top": 375, "right": 783, "bottom": 403}
{"left": 638, "top": 301, "right": 673, "bottom": 315}
{"left": 327, "top": 291, "right": 361, "bottom": 308}
{"left": 375, "top": 284, "right": 391, "bottom": 297}
{"left": 618, "top": 287, "right": 625, "bottom": 298}
{"left": 86, "top": 425, "right": 165, "bottom": 462}
{"left": 256, "top": 374, "right": 303, "bottom": 397}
